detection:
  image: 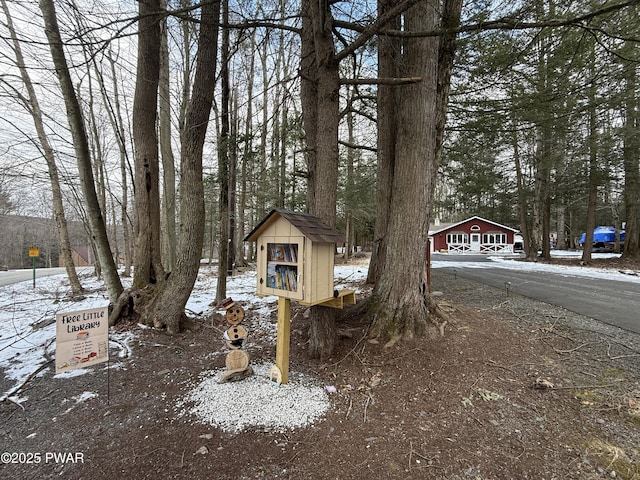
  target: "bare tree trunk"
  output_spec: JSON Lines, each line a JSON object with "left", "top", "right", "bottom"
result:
{"left": 39, "top": 0, "right": 122, "bottom": 301}
{"left": 530, "top": 145, "right": 543, "bottom": 259}
{"left": 216, "top": 0, "right": 231, "bottom": 303}
{"left": 556, "top": 203, "right": 566, "bottom": 250}
{"left": 279, "top": 100, "right": 288, "bottom": 207}
{"left": 160, "top": 0, "right": 177, "bottom": 272}
{"left": 83, "top": 58, "right": 107, "bottom": 223}
{"left": 2, "top": 0, "right": 83, "bottom": 295}
{"left": 272, "top": 63, "right": 283, "bottom": 207}
{"left": 582, "top": 54, "right": 599, "bottom": 263}
{"left": 132, "top": 0, "right": 164, "bottom": 288}
{"left": 237, "top": 36, "right": 256, "bottom": 265}
{"left": 258, "top": 39, "right": 269, "bottom": 218}
{"left": 370, "top": 0, "right": 462, "bottom": 342}
{"left": 367, "top": 0, "right": 399, "bottom": 284}
{"left": 148, "top": 0, "right": 221, "bottom": 333}
{"left": 90, "top": 46, "right": 132, "bottom": 273}
{"left": 622, "top": 48, "right": 640, "bottom": 258}
{"left": 542, "top": 164, "right": 551, "bottom": 258}
{"left": 109, "top": 192, "right": 119, "bottom": 269}
{"left": 106, "top": 51, "right": 133, "bottom": 276}
{"left": 300, "top": 0, "right": 340, "bottom": 359}
{"left": 512, "top": 122, "right": 532, "bottom": 256}
{"left": 235, "top": 90, "right": 248, "bottom": 267}
{"left": 178, "top": 0, "right": 194, "bottom": 140}
{"left": 582, "top": 147, "right": 598, "bottom": 262}
{"left": 228, "top": 89, "right": 238, "bottom": 272}
{"left": 275, "top": 10, "right": 290, "bottom": 209}
{"left": 344, "top": 85, "right": 356, "bottom": 260}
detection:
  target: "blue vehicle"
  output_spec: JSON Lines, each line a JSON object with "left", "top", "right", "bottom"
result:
{"left": 578, "top": 226, "right": 625, "bottom": 252}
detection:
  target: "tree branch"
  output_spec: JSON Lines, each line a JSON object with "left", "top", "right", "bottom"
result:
{"left": 385, "top": 0, "right": 640, "bottom": 37}
{"left": 332, "top": 0, "right": 639, "bottom": 39}
{"left": 335, "top": 0, "right": 423, "bottom": 62}
{"left": 339, "top": 139, "right": 377, "bottom": 153}
{"left": 340, "top": 77, "right": 422, "bottom": 85}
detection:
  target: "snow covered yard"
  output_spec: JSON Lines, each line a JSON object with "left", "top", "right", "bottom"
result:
{"left": 0, "top": 252, "right": 636, "bottom": 420}
{"left": 2, "top": 253, "right": 640, "bottom": 479}
{"left": 2, "top": 252, "right": 637, "bottom": 400}
{"left": 0, "top": 262, "right": 369, "bottom": 431}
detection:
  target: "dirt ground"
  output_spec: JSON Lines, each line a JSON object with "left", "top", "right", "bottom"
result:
{"left": 2, "top": 256, "right": 640, "bottom": 479}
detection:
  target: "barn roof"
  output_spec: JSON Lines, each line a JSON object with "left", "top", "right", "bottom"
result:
{"left": 244, "top": 209, "right": 344, "bottom": 243}
{"left": 430, "top": 216, "right": 519, "bottom": 235}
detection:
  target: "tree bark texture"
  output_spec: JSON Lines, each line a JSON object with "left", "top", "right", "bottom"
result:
{"left": 300, "top": 0, "right": 340, "bottom": 358}
{"left": 216, "top": 0, "right": 231, "bottom": 304}
{"left": 147, "top": 0, "right": 221, "bottom": 333}
{"left": 159, "top": 0, "right": 177, "bottom": 273}
{"left": 622, "top": 54, "right": 640, "bottom": 258}
{"left": 370, "top": 0, "right": 462, "bottom": 342}
{"left": 582, "top": 54, "right": 600, "bottom": 263}
{"left": 132, "top": 0, "right": 164, "bottom": 288}
{"left": 512, "top": 120, "right": 532, "bottom": 255}
{"left": 368, "top": 0, "right": 399, "bottom": 285}
{"left": 228, "top": 91, "right": 238, "bottom": 272}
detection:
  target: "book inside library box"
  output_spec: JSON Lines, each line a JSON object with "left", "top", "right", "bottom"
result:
{"left": 266, "top": 243, "right": 298, "bottom": 292}
{"left": 245, "top": 209, "right": 347, "bottom": 304}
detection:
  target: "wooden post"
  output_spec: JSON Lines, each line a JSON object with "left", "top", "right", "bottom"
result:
{"left": 275, "top": 296, "right": 291, "bottom": 384}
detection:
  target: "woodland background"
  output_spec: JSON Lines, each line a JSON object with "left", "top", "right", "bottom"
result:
{"left": 1, "top": 0, "right": 638, "bottom": 267}
{"left": 0, "top": 0, "right": 638, "bottom": 350}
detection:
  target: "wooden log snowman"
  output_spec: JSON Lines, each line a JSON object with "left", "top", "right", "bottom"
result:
{"left": 218, "top": 298, "right": 253, "bottom": 383}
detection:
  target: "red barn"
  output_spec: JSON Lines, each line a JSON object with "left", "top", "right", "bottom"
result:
{"left": 430, "top": 216, "right": 519, "bottom": 254}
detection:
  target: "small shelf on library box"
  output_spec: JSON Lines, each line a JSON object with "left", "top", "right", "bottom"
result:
{"left": 266, "top": 242, "right": 299, "bottom": 292}
{"left": 267, "top": 243, "right": 298, "bottom": 264}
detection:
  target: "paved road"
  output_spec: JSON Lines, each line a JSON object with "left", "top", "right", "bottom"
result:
{"left": 432, "top": 254, "right": 640, "bottom": 335}
{"left": 0, "top": 267, "right": 71, "bottom": 287}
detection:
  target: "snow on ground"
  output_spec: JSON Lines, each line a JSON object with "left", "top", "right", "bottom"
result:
{"left": 0, "top": 274, "right": 104, "bottom": 400}
{"left": 0, "top": 264, "right": 368, "bottom": 403}
{"left": 0, "top": 253, "right": 636, "bottom": 418}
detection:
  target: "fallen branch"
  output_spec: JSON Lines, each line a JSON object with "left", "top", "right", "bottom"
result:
{"left": 1, "top": 359, "right": 53, "bottom": 403}
{"left": 109, "top": 337, "right": 133, "bottom": 359}
{"left": 7, "top": 396, "right": 25, "bottom": 411}
{"left": 409, "top": 441, "right": 438, "bottom": 470}
{"left": 553, "top": 342, "right": 591, "bottom": 354}
{"left": 330, "top": 322, "right": 371, "bottom": 368}
{"left": 345, "top": 397, "right": 353, "bottom": 419}
{"left": 609, "top": 354, "right": 640, "bottom": 360}
{"left": 606, "top": 342, "right": 640, "bottom": 360}
{"left": 486, "top": 359, "right": 519, "bottom": 375}
{"left": 363, "top": 394, "right": 373, "bottom": 423}
{"left": 43, "top": 337, "right": 55, "bottom": 362}
{"left": 553, "top": 383, "right": 616, "bottom": 390}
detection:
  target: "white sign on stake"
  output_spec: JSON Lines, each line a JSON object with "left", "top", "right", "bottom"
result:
{"left": 55, "top": 306, "right": 109, "bottom": 374}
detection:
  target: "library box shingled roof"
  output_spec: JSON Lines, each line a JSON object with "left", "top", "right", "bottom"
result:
{"left": 244, "top": 209, "right": 344, "bottom": 244}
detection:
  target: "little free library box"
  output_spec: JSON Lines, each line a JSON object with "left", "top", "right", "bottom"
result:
{"left": 245, "top": 209, "right": 355, "bottom": 383}
{"left": 245, "top": 209, "right": 355, "bottom": 308}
